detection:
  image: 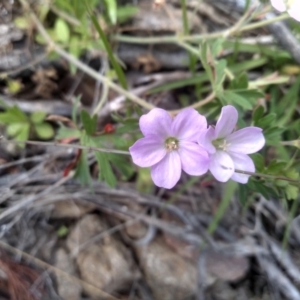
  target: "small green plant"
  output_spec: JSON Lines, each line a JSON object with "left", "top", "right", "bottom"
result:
{"left": 0, "top": 105, "right": 54, "bottom": 147}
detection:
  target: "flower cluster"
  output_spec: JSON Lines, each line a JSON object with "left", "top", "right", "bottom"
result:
{"left": 270, "top": 0, "right": 300, "bottom": 22}
{"left": 129, "top": 105, "right": 265, "bottom": 189}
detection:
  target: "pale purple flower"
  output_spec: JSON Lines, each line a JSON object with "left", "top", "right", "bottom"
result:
{"left": 270, "top": 0, "right": 300, "bottom": 22}
{"left": 129, "top": 108, "right": 209, "bottom": 189}
{"left": 198, "top": 105, "right": 265, "bottom": 184}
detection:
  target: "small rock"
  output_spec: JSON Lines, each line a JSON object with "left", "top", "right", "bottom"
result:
{"left": 50, "top": 199, "right": 96, "bottom": 219}
{"left": 55, "top": 248, "right": 82, "bottom": 300}
{"left": 135, "top": 237, "right": 197, "bottom": 300}
{"left": 66, "top": 214, "right": 135, "bottom": 298}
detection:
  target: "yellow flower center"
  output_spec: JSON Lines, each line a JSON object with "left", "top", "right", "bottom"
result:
{"left": 212, "top": 138, "right": 229, "bottom": 151}
{"left": 165, "top": 137, "right": 179, "bottom": 152}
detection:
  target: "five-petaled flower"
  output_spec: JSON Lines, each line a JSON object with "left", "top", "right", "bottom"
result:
{"left": 270, "top": 0, "right": 300, "bottom": 22}
{"left": 129, "top": 108, "right": 209, "bottom": 189}
{"left": 198, "top": 105, "right": 265, "bottom": 183}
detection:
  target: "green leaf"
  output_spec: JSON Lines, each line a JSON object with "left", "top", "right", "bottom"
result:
{"left": 285, "top": 185, "right": 299, "bottom": 200}
{"left": 54, "top": 18, "right": 70, "bottom": 43}
{"left": 200, "top": 42, "right": 214, "bottom": 85}
{"left": 117, "top": 5, "right": 138, "bottom": 23}
{"left": 210, "top": 38, "right": 225, "bottom": 58}
{"left": 252, "top": 105, "right": 264, "bottom": 123}
{"left": 251, "top": 153, "right": 264, "bottom": 172}
{"left": 230, "top": 73, "right": 248, "bottom": 90}
{"left": 264, "top": 126, "right": 284, "bottom": 141}
{"left": 107, "top": 153, "right": 134, "bottom": 180}
{"left": 57, "top": 225, "right": 68, "bottom": 237}
{"left": 30, "top": 111, "right": 47, "bottom": 124}
{"left": 80, "top": 110, "right": 97, "bottom": 135}
{"left": 104, "top": 0, "right": 117, "bottom": 24}
{"left": 56, "top": 126, "right": 81, "bottom": 139}
{"left": 74, "top": 149, "right": 92, "bottom": 186}
{"left": 222, "top": 90, "right": 252, "bottom": 110}
{"left": 247, "top": 180, "right": 278, "bottom": 198}
{"left": 95, "top": 152, "right": 117, "bottom": 187}
{"left": 14, "top": 16, "right": 29, "bottom": 29}
{"left": 256, "top": 113, "right": 276, "bottom": 128}
{"left": 14, "top": 123, "right": 30, "bottom": 147}
{"left": 35, "top": 122, "right": 54, "bottom": 139}
{"left": 238, "top": 184, "right": 250, "bottom": 206}
{"left": 215, "top": 59, "right": 227, "bottom": 91}
{"left": 0, "top": 106, "right": 27, "bottom": 124}
{"left": 6, "top": 123, "right": 23, "bottom": 137}
{"left": 266, "top": 160, "right": 286, "bottom": 174}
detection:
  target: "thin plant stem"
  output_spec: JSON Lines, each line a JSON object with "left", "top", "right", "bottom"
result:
{"left": 113, "top": 13, "right": 290, "bottom": 44}
{"left": 235, "top": 169, "right": 300, "bottom": 184}
{"left": 19, "top": 0, "right": 154, "bottom": 111}
{"left": 0, "top": 137, "right": 130, "bottom": 155}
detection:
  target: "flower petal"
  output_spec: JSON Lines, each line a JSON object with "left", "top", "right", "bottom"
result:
{"left": 215, "top": 105, "right": 238, "bottom": 139}
{"left": 288, "top": 1, "right": 300, "bottom": 22}
{"left": 229, "top": 153, "right": 255, "bottom": 184}
{"left": 209, "top": 151, "right": 234, "bottom": 182}
{"left": 198, "top": 126, "right": 216, "bottom": 154}
{"left": 129, "top": 136, "right": 166, "bottom": 167}
{"left": 227, "top": 127, "right": 265, "bottom": 154}
{"left": 171, "top": 108, "right": 207, "bottom": 141}
{"left": 151, "top": 151, "right": 181, "bottom": 189}
{"left": 270, "top": 0, "right": 287, "bottom": 12}
{"left": 178, "top": 141, "right": 209, "bottom": 176}
{"left": 139, "top": 108, "right": 172, "bottom": 138}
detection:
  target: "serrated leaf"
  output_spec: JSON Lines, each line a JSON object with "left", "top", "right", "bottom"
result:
{"left": 74, "top": 149, "right": 91, "bottom": 186}
{"left": 286, "top": 185, "right": 299, "bottom": 200}
{"left": 95, "top": 152, "right": 117, "bottom": 187}
{"left": 267, "top": 161, "right": 286, "bottom": 174}
{"left": 54, "top": 19, "right": 70, "bottom": 43}
{"left": 30, "top": 111, "right": 47, "bottom": 124}
{"left": 80, "top": 110, "right": 97, "bottom": 136}
{"left": 35, "top": 122, "right": 54, "bottom": 139}
{"left": 0, "top": 106, "right": 27, "bottom": 124}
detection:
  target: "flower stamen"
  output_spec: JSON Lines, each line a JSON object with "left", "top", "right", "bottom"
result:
{"left": 212, "top": 138, "right": 229, "bottom": 151}
{"left": 165, "top": 137, "right": 179, "bottom": 152}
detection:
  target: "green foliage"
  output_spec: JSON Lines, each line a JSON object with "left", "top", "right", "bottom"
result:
{"left": 0, "top": 105, "right": 54, "bottom": 146}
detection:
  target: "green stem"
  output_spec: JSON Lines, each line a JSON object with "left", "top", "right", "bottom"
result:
{"left": 113, "top": 13, "right": 290, "bottom": 44}
{"left": 20, "top": 0, "right": 154, "bottom": 111}
{"left": 235, "top": 169, "right": 300, "bottom": 184}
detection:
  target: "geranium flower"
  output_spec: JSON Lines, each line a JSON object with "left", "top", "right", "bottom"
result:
{"left": 270, "top": 0, "right": 300, "bottom": 22}
{"left": 129, "top": 108, "right": 209, "bottom": 189}
{"left": 198, "top": 105, "right": 265, "bottom": 184}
